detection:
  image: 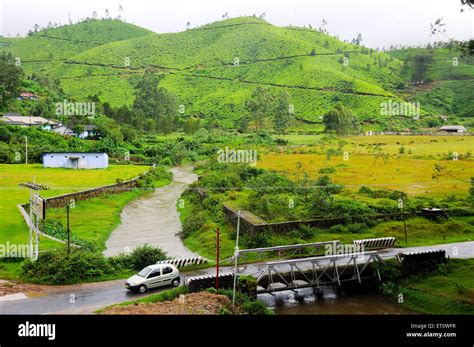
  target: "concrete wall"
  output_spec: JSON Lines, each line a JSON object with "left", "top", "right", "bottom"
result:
{"left": 43, "top": 153, "right": 108, "bottom": 169}
{"left": 43, "top": 167, "right": 151, "bottom": 211}
{"left": 195, "top": 190, "right": 421, "bottom": 235}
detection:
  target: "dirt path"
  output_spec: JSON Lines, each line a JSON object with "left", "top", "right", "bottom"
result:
{"left": 103, "top": 166, "right": 198, "bottom": 258}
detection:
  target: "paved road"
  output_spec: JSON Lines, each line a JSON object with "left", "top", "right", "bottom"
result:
{"left": 1, "top": 241, "right": 472, "bottom": 314}
{"left": 103, "top": 166, "right": 198, "bottom": 258}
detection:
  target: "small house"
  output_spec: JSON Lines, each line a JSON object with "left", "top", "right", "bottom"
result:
{"left": 78, "top": 125, "right": 98, "bottom": 139}
{"left": 50, "top": 125, "right": 75, "bottom": 136}
{"left": 439, "top": 125, "right": 467, "bottom": 133}
{"left": 43, "top": 152, "right": 108, "bottom": 169}
{"left": 18, "top": 92, "right": 39, "bottom": 100}
{"left": 1, "top": 114, "right": 60, "bottom": 130}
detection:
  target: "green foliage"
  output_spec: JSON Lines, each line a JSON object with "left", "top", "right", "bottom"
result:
{"left": 3, "top": 17, "right": 413, "bottom": 127}
{"left": 213, "top": 288, "right": 273, "bottom": 315}
{"left": 132, "top": 70, "right": 178, "bottom": 134}
{"left": 410, "top": 53, "right": 434, "bottom": 82}
{"left": 21, "top": 248, "right": 115, "bottom": 284}
{"left": 121, "top": 244, "right": 167, "bottom": 271}
{"left": 272, "top": 90, "right": 292, "bottom": 133}
{"left": 0, "top": 52, "right": 23, "bottom": 107}
{"left": 323, "top": 104, "right": 360, "bottom": 135}
{"left": 245, "top": 87, "right": 274, "bottom": 130}
{"left": 181, "top": 210, "right": 207, "bottom": 238}
{"left": 242, "top": 299, "right": 271, "bottom": 315}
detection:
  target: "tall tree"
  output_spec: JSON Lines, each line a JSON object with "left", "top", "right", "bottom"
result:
{"left": 245, "top": 87, "right": 274, "bottom": 130}
{"left": 272, "top": 91, "right": 292, "bottom": 134}
{"left": 410, "top": 53, "right": 433, "bottom": 82}
{"left": 323, "top": 104, "right": 360, "bottom": 135}
{"left": 0, "top": 53, "right": 23, "bottom": 108}
{"left": 132, "top": 69, "right": 177, "bottom": 134}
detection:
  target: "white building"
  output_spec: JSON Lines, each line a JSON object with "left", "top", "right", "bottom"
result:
{"left": 439, "top": 125, "right": 467, "bottom": 133}
{"left": 43, "top": 152, "right": 108, "bottom": 169}
{"left": 1, "top": 114, "right": 60, "bottom": 130}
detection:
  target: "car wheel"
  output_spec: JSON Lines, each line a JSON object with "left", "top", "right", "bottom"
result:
{"left": 138, "top": 285, "right": 147, "bottom": 293}
{"left": 171, "top": 278, "right": 180, "bottom": 287}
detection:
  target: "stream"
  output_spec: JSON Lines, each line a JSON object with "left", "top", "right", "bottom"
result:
{"left": 103, "top": 166, "right": 198, "bottom": 258}
{"left": 259, "top": 286, "right": 416, "bottom": 314}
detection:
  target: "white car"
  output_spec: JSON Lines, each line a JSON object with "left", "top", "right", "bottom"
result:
{"left": 125, "top": 263, "right": 180, "bottom": 293}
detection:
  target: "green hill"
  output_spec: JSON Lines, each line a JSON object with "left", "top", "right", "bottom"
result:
{"left": 388, "top": 47, "right": 474, "bottom": 121}
{"left": 50, "top": 17, "right": 411, "bottom": 126}
{"left": 4, "top": 17, "right": 471, "bottom": 129}
{"left": 0, "top": 19, "right": 152, "bottom": 75}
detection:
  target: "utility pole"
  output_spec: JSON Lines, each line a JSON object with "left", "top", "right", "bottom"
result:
{"left": 215, "top": 227, "right": 220, "bottom": 290}
{"left": 66, "top": 204, "right": 71, "bottom": 254}
{"left": 232, "top": 211, "right": 241, "bottom": 306}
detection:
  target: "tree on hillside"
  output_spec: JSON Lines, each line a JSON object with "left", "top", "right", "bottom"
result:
{"left": 410, "top": 53, "right": 433, "bottom": 83}
{"left": 245, "top": 87, "right": 274, "bottom": 130}
{"left": 0, "top": 53, "right": 23, "bottom": 108}
{"left": 353, "top": 33, "right": 363, "bottom": 45}
{"left": 323, "top": 104, "right": 360, "bottom": 135}
{"left": 132, "top": 69, "right": 178, "bottom": 134}
{"left": 272, "top": 91, "right": 292, "bottom": 134}
{"left": 458, "top": 39, "right": 474, "bottom": 56}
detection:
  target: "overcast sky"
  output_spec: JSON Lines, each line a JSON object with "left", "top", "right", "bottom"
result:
{"left": 1, "top": 0, "right": 472, "bottom": 48}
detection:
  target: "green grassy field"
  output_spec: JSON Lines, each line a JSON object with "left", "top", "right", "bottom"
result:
{"left": 0, "top": 164, "right": 148, "bottom": 251}
{"left": 46, "top": 177, "right": 170, "bottom": 251}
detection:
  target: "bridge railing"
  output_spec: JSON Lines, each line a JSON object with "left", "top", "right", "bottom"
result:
{"left": 254, "top": 251, "right": 385, "bottom": 294}
{"left": 224, "top": 240, "right": 340, "bottom": 264}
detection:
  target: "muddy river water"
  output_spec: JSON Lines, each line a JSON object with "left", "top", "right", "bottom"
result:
{"left": 103, "top": 166, "right": 198, "bottom": 258}
{"left": 259, "top": 286, "right": 416, "bottom": 314}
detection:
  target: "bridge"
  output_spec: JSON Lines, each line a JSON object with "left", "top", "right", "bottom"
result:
{"left": 222, "top": 240, "right": 387, "bottom": 294}
{"left": 253, "top": 251, "right": 385, "bottom": 294}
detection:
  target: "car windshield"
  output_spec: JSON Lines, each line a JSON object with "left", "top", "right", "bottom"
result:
{"left": 137, "top": 267, "right": 152, "bottom": 278}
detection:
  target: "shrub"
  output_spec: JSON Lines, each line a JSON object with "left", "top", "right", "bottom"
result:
{"left": 126, "top": 244, "right": 167, "bottom": 271}
{"left": 318, "top": 166, "right": 336, "bottom": 174}
{"left": 181, "top": 210, "right": 207, "bottom": 238}
{"left": 242, "top": 300, "right": 271, "bottom": 315}
{"left": 237, "top": 275, "right": 257, "bottom": 299}
{"left": 21, "top": 249, "right": 115, "bottom": 284}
